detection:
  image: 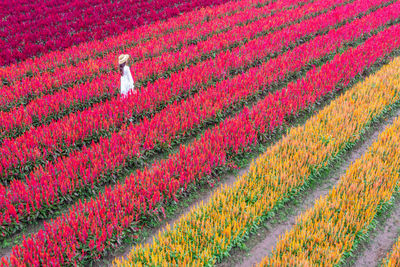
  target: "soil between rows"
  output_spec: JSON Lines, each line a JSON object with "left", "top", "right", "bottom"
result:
{"left": 349, "top": 197, "right": 400, "bottom": 266}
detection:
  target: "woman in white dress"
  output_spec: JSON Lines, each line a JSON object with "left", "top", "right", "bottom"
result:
{"left": 118, "top": 54, "right": 136, "bottom": 97}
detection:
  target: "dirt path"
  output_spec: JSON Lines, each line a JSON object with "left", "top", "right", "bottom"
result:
{"left": 349, "top": 200, "right": 400, "bottom": 267}
{"left": 0, "top": 218, "right": 47, "bottom": 259}
{"left": 215, "top": 110, "right": 400, "bottom": 267}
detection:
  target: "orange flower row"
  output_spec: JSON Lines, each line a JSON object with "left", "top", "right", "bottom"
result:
{"left": 382, "top": 237, "right": 400, "bottom": 267}
{"left": 114, "top": 57, "right": 400, "bottom": 266}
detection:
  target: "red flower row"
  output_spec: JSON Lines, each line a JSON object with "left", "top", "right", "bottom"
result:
{"left": 0, "top": 0, "right": 233, "bottom": 66}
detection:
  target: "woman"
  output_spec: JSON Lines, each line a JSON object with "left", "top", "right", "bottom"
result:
{"left": 119, "top": 54, "right": 136, "bottom": 97}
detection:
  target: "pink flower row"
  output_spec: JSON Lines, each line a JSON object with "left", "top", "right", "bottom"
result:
{"left": 4, "top": 17, "right": 400, "bottom": 267}
{"left": 0, "top": 0, "right": 298, "bottom": 112}
{"left": 0, "top": 0, "right": 333, "bottom": 180}
{"left": 0, "top": 0, "right": 396, "bottom": 239}
{"left": 0, "top": 0, "right": 270, "bottom": 83}
{"left": 0, "top": 0, "right": 97, "bottom": 24}
{"left": 0, "top": 71, "right": 119, "bottom": 138}
{"left": 0, "top": 0, "right": 234, "bottom": 66}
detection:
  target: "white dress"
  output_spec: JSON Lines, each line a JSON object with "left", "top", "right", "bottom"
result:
{"left": 120, "top": 65, "right": 135, "bottom": 96}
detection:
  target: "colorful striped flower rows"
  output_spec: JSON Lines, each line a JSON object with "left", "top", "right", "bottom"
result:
{"left": 114, "top": 44, "right": 400, "bottom": 267}
{"left": 0, "top": 0, "right": 297, "bottom": 111}
{"left": 0, "top": 0, "right": 390, "bottom": 182}
{"left": 261, "top": 99, "right": 400, "bottom": 266}
{"left": 0, "top": 0, "right": 270, "bottom": 83}
{"left": 3, "top": 12, "right": 400, "bottom": 266}
{"left": 382, "top": 237, "right": 400, "bottom": 267}
{"left": 0, "top": 0, "right": 232, "bottom": 66}
{"left": 1, "top": 0, "right": 395, "bottom": 235}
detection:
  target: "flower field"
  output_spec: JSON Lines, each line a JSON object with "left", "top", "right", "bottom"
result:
{"left": 1, "top": 0, "right": 400, "bottom": 265}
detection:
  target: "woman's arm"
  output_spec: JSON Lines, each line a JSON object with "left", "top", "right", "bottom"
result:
{"left": 125, "top": 66, "right": 135, "bottom": 88}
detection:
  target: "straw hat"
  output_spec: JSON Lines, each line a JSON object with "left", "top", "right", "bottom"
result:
{"left": 118, "top": 54, "right": 129, "bottom": 64}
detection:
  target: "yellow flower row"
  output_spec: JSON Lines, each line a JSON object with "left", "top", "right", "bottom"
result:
{"left": 114, "top": 57, "right": 400, "bottom": 267}
{"left": 382, "top": 237, "right": 400, "bottom": 267}
{"left": 260, "top": 91, "right": 400, "bottom": 264}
